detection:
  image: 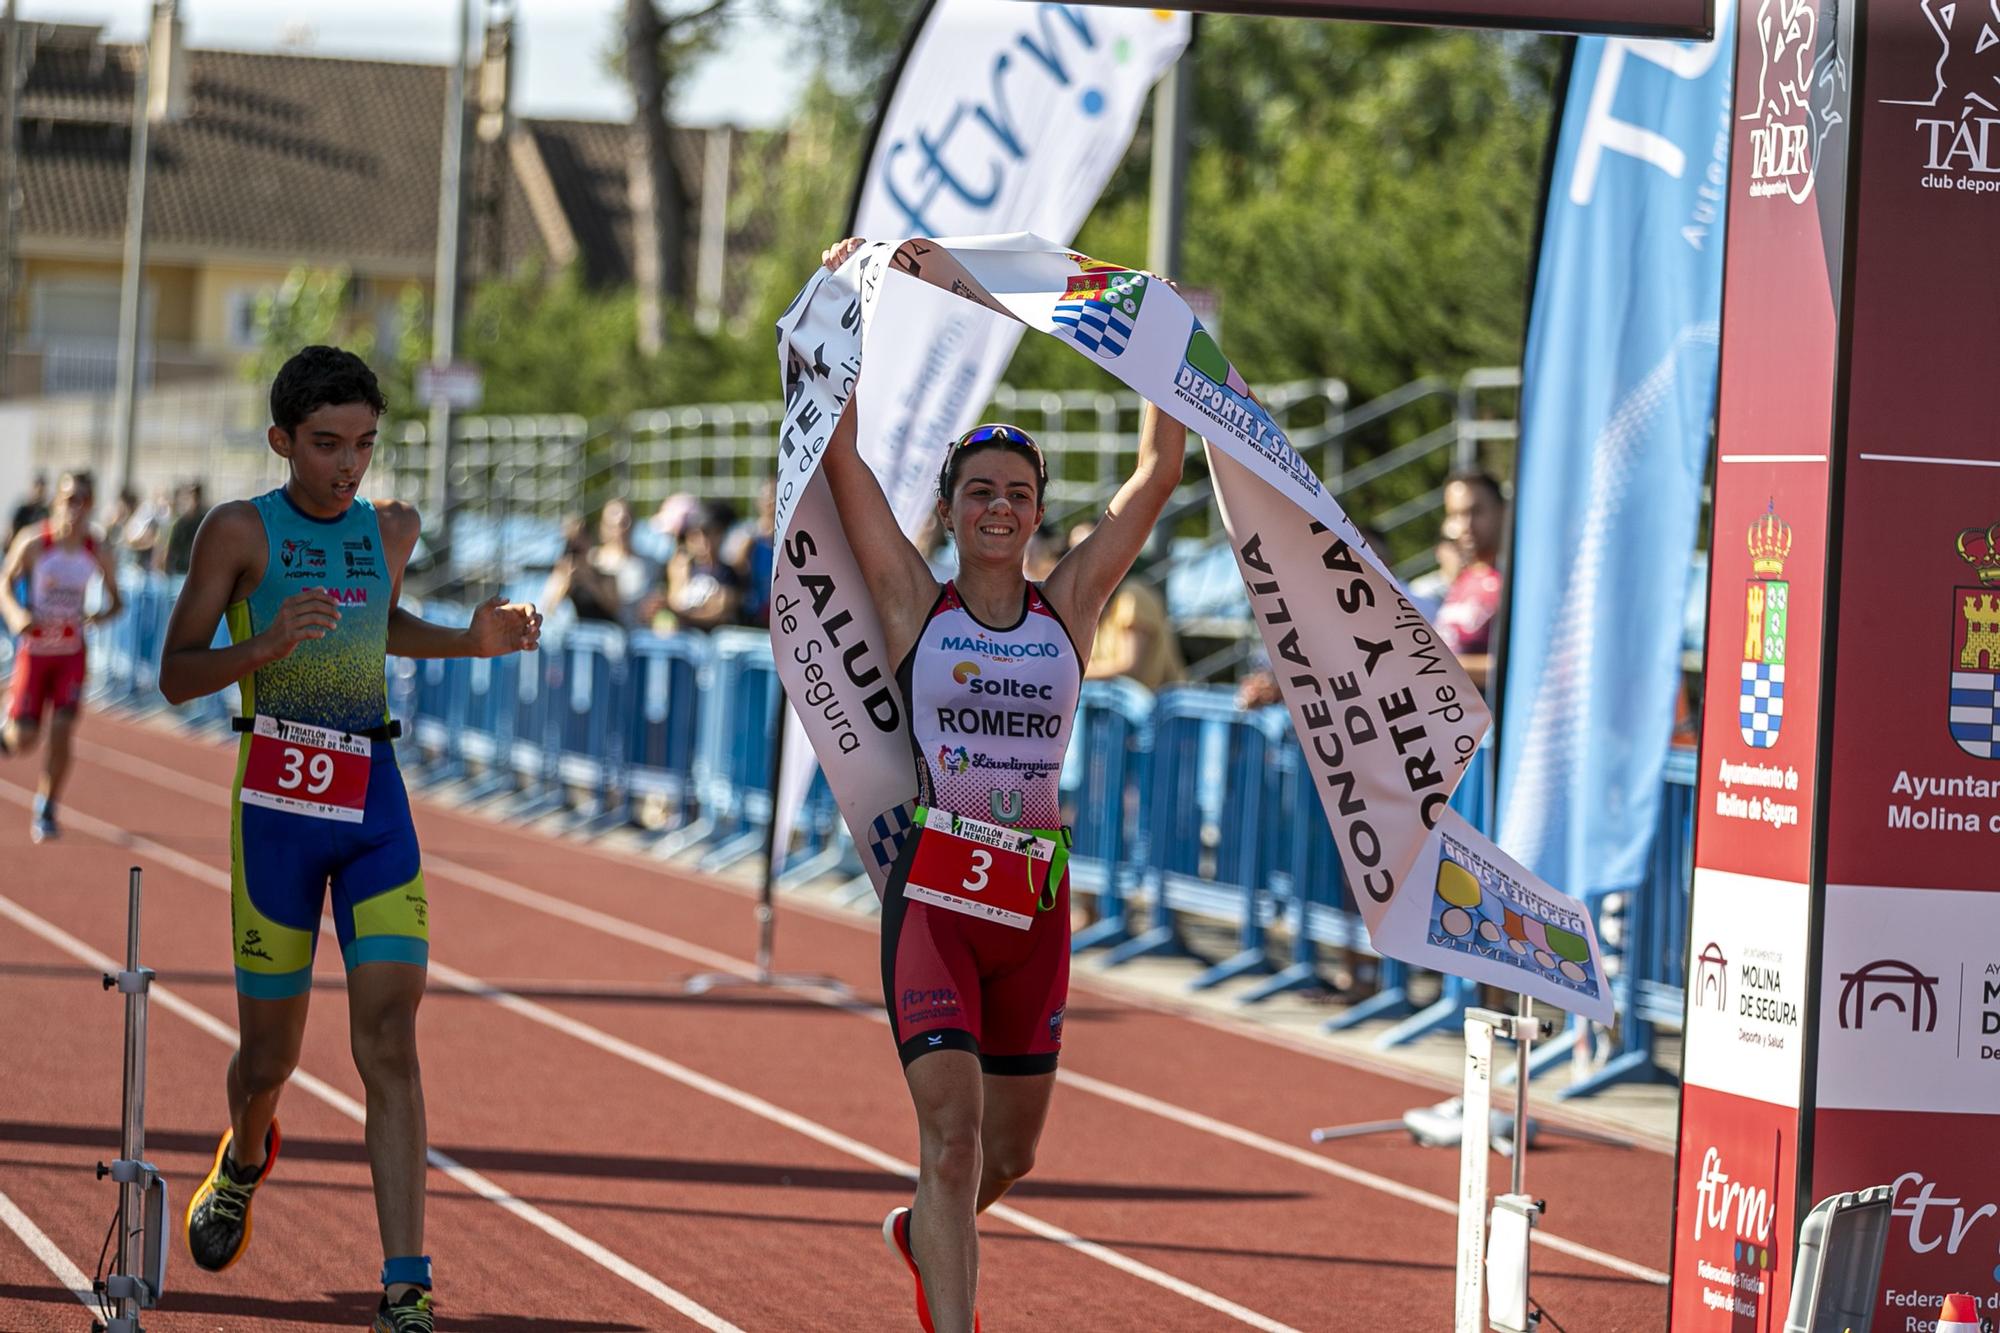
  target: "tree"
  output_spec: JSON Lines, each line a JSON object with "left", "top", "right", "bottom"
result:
{"left": 624, "top": 0, "right": 734, "bottom": 355}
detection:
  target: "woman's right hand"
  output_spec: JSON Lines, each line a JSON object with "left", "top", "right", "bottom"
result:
{"left": 822, "top": 237, "right": 866, "bottom": 271}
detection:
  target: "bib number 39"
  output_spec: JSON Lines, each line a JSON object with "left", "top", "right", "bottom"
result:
{"left": 239, "top": 716, "right": 372, "bottom": 823}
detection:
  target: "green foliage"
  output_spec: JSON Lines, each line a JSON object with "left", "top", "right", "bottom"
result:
{"left": 416, "top": 8, "right": 1558, "bottom": 531}
{"left": 243, "top": 268, "right": 373, "bottom": 389}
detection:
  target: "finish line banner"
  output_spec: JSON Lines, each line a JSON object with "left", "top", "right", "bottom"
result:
{"left": 767, "top": 0, "right": 1191, "bottom": 875}
{"left": 771, "top": 234, "right": 1611, "bottom": 1020}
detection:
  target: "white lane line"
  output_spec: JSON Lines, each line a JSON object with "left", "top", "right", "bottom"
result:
{"left": 1858, "top": 453, "right": 2000, "bottom": 469}
{"left": 0, "top": 1186, "right": 100, "bottom": 1314}
{"left": 1717, "top": 454, "right": 1827, "bottom": 463}
{"left": 0, "top": 840, "right": 742, "bottom": 1331}
{"left": 7, "top": 773, "right": 1304, "bottom": 1333}
{"left": 440, "top": 967, "right": 1301, "bottom": 1333}
{"left": 77, "top": 737, "right": 1671, "bottom": 1287}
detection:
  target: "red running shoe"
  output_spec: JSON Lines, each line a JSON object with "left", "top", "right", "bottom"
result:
{"left": 883, "top": 1208, "right": 979, "bottom": 1332}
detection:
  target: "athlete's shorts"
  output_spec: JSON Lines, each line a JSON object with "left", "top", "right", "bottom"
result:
{"left": 881, "top": 825, "right": 1070, "bottom": 1075}
{"left": 231, "top": 743, "right": 427, "bottom": 998}
{"left": 7, "top": 648, "right": 86, "bottom": 722}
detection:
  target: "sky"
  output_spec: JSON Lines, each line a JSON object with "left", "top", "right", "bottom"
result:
{"left": 16, "top": 0, "right": 798, "bottom": 127}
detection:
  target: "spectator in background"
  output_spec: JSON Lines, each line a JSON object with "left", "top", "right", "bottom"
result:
{"left": 1405, "top": 537, "right": 1461, "bottom": 623}
{"left": 100, "top": 488, "right": 139, "bottom": 570}
{"left": 914, "top": 511, "right": 956, "bottom": 582}
{"left": 661, "top": 500, "right": 740, "bottom": 632}
{"left": 589, "top": 497, "right": 660, "bottom": 627}
{"left": 723, "top": 480, "right": 777, "bottom": 627}
{"left": 1070, "top": 519, "right": 1184, "bottom": 692}
{"left": 122, "top": 487, "right": 170, "bottom": 571}
{"left": 1433, "top": 470, "right": 1506, "bottom": 689}
{"left": 1024, "top": 523, "right": 1066, "bottom": 582}
{"left": 542, "top": 513, "right": 623, "bottom": 626}
{"left": 646, "top": 492, "right": 699, "bottom": 564}
{"left": 8, "top": 475, "right": 49, "bottom": 548}
{"left": 160, "top": 482, "right": 208, "bottom": 576}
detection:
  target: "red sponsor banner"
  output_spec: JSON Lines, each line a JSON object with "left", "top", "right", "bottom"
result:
{"left": 1819, "top": 0, "right": 2000, "bottom": 894}
{"left": 1071, "top": 0, "right": 1711, "bottom": 38}
{"left": 1687, "top": 0, "right": 1847, "bottom": 886}
{"left": 1672, "top": 1084, "right": 1802, "bottom": 1330}
{"left": 1812, "top": 1110, "right": 2000, "bottom": 1328}
{"left": 1673, "top": 1, "right": 1852, "bottom": 1322}
{"left": 1805, "top": 4, "right": 2000, "bottom": 1329}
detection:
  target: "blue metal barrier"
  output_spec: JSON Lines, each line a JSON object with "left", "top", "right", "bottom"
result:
{"left": 106, "top": 576, "right": 1699, "bottom": 1093}
{"left": 1067, "top": 678, "right": 1155, "bottom": 954}
{"left": 550, "top": 623, "right": 629, "bottom": 830}
{"left": 657, "top": 628, "right": 779, "bottom": 869}
{"left": 1548, "top": 744, "right": 1698, "bottom": 1099}
{"left": 1103, "top": 688, "right": 1284, "bottom": 979}
{"left": 623, "top": 631, "right": 709, "bottom": 836}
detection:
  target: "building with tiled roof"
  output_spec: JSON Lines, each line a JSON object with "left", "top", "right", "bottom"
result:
{"left": 5, "top": 11, "right": 767, "bottom": 398}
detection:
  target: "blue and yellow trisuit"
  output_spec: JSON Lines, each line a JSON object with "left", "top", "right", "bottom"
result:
{"left": 225, "top": 488, "right": 426, "bottom": 998}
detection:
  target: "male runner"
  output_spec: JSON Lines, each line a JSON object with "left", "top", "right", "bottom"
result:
{"left": 0, "top": 469, "right": 123, "bottom": 841}
{"left": 159, "top": 346, "right": 541, "bottom": 1332}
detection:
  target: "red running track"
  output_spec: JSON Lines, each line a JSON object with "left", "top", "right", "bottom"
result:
{"left": 0, "top": 712, "right": 1675, "bottom": 1331}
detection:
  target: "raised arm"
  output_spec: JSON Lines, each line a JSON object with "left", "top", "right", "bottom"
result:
{"left": 817, "top": 394, "right": 940, "bottom": 660}
{"left": 812, "top": 238, "right": 939, "bottom": 661}
{"left": 1043, "top": 403, "right": 1186, "bottom": 650}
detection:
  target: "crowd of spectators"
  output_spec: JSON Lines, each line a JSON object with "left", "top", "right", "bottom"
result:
{"left": 542, "top": 481, "right": 776, "bottom": 638}
{"left": 8, "top": 474, "right": 207, "bottom": 577}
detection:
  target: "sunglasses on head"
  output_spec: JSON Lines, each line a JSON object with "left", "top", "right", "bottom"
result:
{"left": 938, "top": 423, "right": 1046, "bottom": 497}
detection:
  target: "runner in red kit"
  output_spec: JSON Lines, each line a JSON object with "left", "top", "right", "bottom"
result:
{"left": 818, "top": 236, "right": 1186, "bottom": 1333}
{"left": 0, "top": 470, "right": 123, "bottom": 842}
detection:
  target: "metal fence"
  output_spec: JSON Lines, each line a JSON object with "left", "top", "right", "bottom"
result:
{"left": 22, "top": 367, "right": 1523, "bottom": 624}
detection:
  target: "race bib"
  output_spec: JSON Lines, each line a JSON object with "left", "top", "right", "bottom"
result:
{"left": 238, "top": 716, "right": 372, "bottom": 823}
{"left": 902, "top": 811, "right": 1055, "bottom": 931}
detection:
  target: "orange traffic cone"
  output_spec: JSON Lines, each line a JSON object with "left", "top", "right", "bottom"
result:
{"left": 1937, "top": 1292, "right": 1983, "bottom": 1333}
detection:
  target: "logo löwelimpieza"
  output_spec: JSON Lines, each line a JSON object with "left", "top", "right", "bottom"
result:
{"left": 1740, "top": 502, "right": 1791, "bottom": 748}
{"left": 1837, "top": 957, "right": 1941, "bottom": 1032}
{"left": 1951, "top": 521, "right": 2000, "bottom": 759}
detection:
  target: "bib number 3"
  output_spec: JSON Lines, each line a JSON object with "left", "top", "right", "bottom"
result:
{"left": 240, "top": 716, "right": 372, "bottom": 823}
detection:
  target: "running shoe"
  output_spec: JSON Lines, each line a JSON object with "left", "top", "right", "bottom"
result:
{"left": 371, "top": 1288, "right": 434, "bottom": 1332}
{"left": 184, "top": 1123, "right": 279, "bottom": 1272}
{"left": 885, "top": 1207, "right": 936, "bottom": 1333}
{"left": 884, "top": 1207, "right": 980, "bottom": 1332}
{"left": 29, "top": 797, "right": 55, "bottom": 843}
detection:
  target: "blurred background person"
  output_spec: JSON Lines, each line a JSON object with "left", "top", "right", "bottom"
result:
{"left": 589, "top": 496, "right": 660, "bottom": 627}
{"left": 542, "top": 513, "right": 623, "bottom": 626}
{"left": 99, "top": 488, "right": 139, "bottom": 571}
{"left": 1070, "top": 519, "right": 1184, "bottom": 692}
{"left": 8, "top": 475, "right": 49, "bottom": 548}
{"left": 1024, "top": 522, "right": 1066, "bottom": 582}
{"left": 160, "top": 481, "right": 209, "bottom": 577}
{"left": 661, "top": 500, "right": 740, "bottom": 631}
{"left": 1433, "top": 470, "right": 1505, "bottom": 689}
{"left": 122, "top": 486, "right": 171, "bottom": 571}
{"left": 723, "top": 479, "right": 777, "bottom": 628}
{"left": 1405, "top": 537, "right": 1460, "bottom": 622}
